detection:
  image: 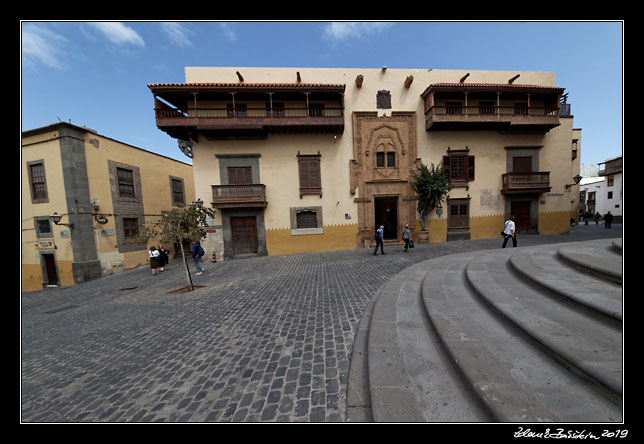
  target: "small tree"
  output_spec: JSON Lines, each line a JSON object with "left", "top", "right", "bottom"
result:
{"left": 410, "top": 163, "right": 451, "bottom": 231}
{"left": 141, "top": 202, "right": 216, "bottom": 291}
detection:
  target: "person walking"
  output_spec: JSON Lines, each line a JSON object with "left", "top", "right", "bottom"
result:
{"left": 502, "top": 216, "right": 517, "bottom": 248}
{"left": 604, "top": 211, "right": 614, "bottom": 229}
{"left": 594, "top": 212, "right": 601, "bottom": 225}
{"left": 402, "top": 224, "right": 411, "bottom": 252}
{"left": 191, "top": 240, "right": 205, "bottom": 275}
{"left": 149, "top": 246, "right": 160, "bottom": 276}
{"left": 158, "top": 244, "right": 169, "bottom": 272}
{"left": 373, "top": 225, "right": 385, "bottom": 255}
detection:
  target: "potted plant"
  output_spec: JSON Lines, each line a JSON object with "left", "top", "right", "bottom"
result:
{"left": 410, "top": 163, "right": 450, "bottom": 242}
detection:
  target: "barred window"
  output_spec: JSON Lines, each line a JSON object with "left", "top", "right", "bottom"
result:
{"left": 122, "top": 218, "right": 139, "bottom": 240}
{"left": 29, "top": 162, "right": 48, "bottom": 201}
{"left": 171, "top": 178, "right": 185, "bottom": 205}
{"left": 117, "top": 168, "right": 135, "bottom": 198}
{"left": 296, "top": 211, "right": 318, "bottom": 229}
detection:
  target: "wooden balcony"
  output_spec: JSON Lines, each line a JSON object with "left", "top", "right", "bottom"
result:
{"left": 421, "top": 82, "right": 564, "bottom": 133}
{"left": 211, "top": 184, "right": 267, "bottom": 209}
{"left": 425, "top": 105, "right": 561, "bottom": 132}
{"left": 148, "top": 82, "right": 345, "bottom": 140}
{"left": 154, "top": 106, "right": 344, "bottom": 140}
{"left": 501, "top": 172, "right": 551, "bottom": 195}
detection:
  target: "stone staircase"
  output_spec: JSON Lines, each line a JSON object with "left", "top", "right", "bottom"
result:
{"left": 346, "top": 238, "right": 623, "bottom": 422}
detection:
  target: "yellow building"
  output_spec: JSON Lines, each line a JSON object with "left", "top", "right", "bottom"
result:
{"left": 148, "top": 67, "right": 580, "bottom": 259}
{"left": 22, "top": 122, "right": 194, "bottom": 291}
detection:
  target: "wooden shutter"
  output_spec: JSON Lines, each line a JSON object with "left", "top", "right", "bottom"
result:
{"left": 467, "top": 156, "right": 475, "bottom": 181}
{"left": 443, "top": 156, "right": 450, "bottom": 179}
{"left": 297, "top": 154, "right": 322, "bottom": 197}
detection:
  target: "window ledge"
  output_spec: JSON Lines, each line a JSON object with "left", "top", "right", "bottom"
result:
{"left": 291, "top": 228, "right": 324, "bottom": 236}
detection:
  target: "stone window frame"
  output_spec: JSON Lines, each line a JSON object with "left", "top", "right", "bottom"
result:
{"left": 34, "top": 215, "right": 53, "bottom": 238}
{"left": 290, "top": 206, "right": 323, "bottom": 236}
{"left": 27, "top": 159, "right": 49, "bottom": 204}
{"left": 108, "top": 160, "right": 146, "bottom": 253}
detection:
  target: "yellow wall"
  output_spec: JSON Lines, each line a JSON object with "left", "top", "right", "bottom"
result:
{"left": 266, "top": 224, "right": 358, "bottom": 256}
{"left": 83, "top": 133, "right": 195, "bottom": 272}
{"left": 22, "top": 125, "right": 194, "bottom": 291}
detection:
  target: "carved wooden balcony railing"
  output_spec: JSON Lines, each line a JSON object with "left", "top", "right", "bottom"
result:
{"left": 211, "top": 184, "right": 267, "bottom": 208}
{"left": 501, "top": 172, "right": 551, "bottom": 195}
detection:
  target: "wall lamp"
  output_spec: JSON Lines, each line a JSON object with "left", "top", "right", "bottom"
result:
{"left": 50, "top": 212, "right": 74, "bottom": 229}
{"left": 565, "top": 174, "right": 583, "bottom": 189}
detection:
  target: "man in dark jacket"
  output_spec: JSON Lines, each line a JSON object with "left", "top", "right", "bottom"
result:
{"left": 191, "top": 240, "right": 205, "bottom": 274}
{"left": 603, "top": 211, "right": 614, "bottom": 229}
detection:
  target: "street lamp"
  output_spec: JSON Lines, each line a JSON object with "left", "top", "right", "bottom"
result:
{"left": 191, "top": 198, "right": 204, "bottom": 208}
{"left": 50, "top": 212, "right": 74, "bottom": 229}
{"left": 565, "top": 174, "right": 583, "bottom": 189}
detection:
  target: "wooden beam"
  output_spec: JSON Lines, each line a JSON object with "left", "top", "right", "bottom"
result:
{"left": 355, "top": 74, "right": 364, "bottom": 88}
{"left": 508, "top": 74, "right": 520, "bottom": 84}
{"left": 459, "top": 73, "right": 470, "bottom": 83}
{"left": 404, "top": 75, "right": 414, "bottom": 88}
{"left": 236, "top": 71, "right": 244, "bottom": 82}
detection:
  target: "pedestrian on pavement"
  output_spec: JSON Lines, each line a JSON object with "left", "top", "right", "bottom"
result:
{"left": 158, "top": 244, "right": 169, "bottom": 272}
{"left": 594, "top": 212, "right": 601, "bottom": 225}
{"left": 373, "top": 225, "right": 386, "bottom": 255}
{"left": 603, "top": 211, "right": 614, "bottom": 229}
{"left": 402, "top": 224, "right": 411, "bottom": 252}
{"left": 191, "top": 240, "right": 205, "bottom": 275}
{"left": 502, "top": 216, "right": 517, "bottom": 248}
{"left": 149, "top": 246, "right": 160, "bottom": 276}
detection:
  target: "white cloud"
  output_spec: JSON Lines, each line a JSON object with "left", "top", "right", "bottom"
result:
{"left": 160, "top": 22, "right": 194, "bottom": 47}
{"left": 88, "top": 22, "right": 145, "bottom": 47}
{"left": 22, "top": 24, "right": 68, "bottom": 69}
{"left": 219, "top": 23, "right": 237, "bottom": 42}
{"left": 323, "top": 22, "right": 394, "bottom": 41}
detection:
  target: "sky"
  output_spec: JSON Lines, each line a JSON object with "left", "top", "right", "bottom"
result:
{"left": 21, "top": 21, "right": 623, "bottom": 169}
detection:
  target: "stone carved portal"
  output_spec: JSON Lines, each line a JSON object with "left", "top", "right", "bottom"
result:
{"left": 351, "top": 112, "right": 421, "bottom": 247}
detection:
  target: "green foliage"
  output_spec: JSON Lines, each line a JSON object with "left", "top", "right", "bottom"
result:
{"left": 410, "top": 163, "right": 451, "bottom": 230}
{"left": 142, "top": 204, "right": 216, "bottom": 247}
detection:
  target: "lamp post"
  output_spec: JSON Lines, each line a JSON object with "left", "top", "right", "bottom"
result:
{"left": 50, "top": 212, "right": 74, "bottom": 229}
{"left": 565, "top": 174, "right": 583, "bottom": 189}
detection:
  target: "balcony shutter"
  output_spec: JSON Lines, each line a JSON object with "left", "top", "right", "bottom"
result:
{"left": 467, "top": 156, "right": 475, "bottom": 181}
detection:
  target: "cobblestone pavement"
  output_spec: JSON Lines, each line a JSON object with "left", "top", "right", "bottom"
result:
{"left": 21, "top": 224, "right": 622, "bottom": 422}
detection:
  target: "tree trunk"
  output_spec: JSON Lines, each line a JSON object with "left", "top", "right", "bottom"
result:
{"left": 179, "top": 239, "right": 194, "bottom": 291}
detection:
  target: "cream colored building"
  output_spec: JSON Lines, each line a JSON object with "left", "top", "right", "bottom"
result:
{"left": 148, "top": 67, "right": 580, "bottom": 260}
{"left": 22, "top": 122, "right": 194, "bottom": 291}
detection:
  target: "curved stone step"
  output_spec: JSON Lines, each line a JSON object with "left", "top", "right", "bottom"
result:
{"left": 558, "top": 239, "right": 622, "bottom": 284}
{"left": 421, "top": 251, "right": 622, "bottom": 422}
{"left": 509, "top": 246, "right": 622, "bottom": 323}
{"left": 466, "top": 251, "right": 622, "bottom": 399}
{"left": 365, "top": 261, "right": 489, "bottom": 422}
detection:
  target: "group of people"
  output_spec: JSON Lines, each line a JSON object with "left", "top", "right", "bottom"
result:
{"left": 579, "top": 210, "right": 615, "bottom": 228}
{"left": 148, "top": 240, "right": 207, "bottom": 276}
{"left": 373, "top": 223, "right": 414, "bottom": 255}
{"left": 148, "top": 244, "right": 170, "bottom": 276}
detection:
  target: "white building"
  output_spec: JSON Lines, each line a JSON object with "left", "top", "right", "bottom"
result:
{"left": 579, "top": 156, "right": 622, "bottom": 222}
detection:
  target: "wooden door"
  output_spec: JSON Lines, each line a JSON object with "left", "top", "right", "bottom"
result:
{"left": 231, "top": 217, "right": 258, "bottom": 255}
{"left": 513, "top": 156, "right": 532, "bottom": 173}
{"left": 511, "top": 201, "right": 531, "bottom": 234}
{"left": 448, "top": 199, "right": 469, "bottom": 232}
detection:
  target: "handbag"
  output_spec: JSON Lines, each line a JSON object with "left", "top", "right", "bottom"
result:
{"left": 409, "top": 240, "right": 414, "bottom": 248}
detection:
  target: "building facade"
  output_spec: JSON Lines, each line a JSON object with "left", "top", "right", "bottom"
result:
{"left": 22, "top": 122, "right": 194, "bottom": 291}
{"left": 580, "top": 156, "right": 622, "bottom": 222}
{"left": 148, "top": 67, "right": 581, "bottom": 260}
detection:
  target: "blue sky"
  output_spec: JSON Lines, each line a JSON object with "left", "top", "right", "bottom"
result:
{"left": 21, "top": 21, "right": 622, "bottom": 169}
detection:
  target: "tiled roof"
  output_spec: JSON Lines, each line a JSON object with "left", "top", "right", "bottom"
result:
{"left": 429, "top": 82, "right": 565, "bottom": 90}
{"left": 148, "top": 82, "right": 345, "bottom": 89}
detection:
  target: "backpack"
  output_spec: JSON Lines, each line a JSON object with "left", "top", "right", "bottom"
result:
{"left": 375, "top": 229, "right": 380, "bottom": 241}
{"left": 198, "top": 245, "right": 205, "bottom": 257}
